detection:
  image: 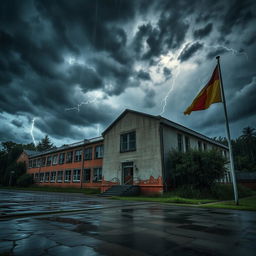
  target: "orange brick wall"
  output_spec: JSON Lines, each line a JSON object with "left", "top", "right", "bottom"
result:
{"left": 27, "top": 141, "right": 103, "bottom": 189}
{"left": 17, "top": 152, "right": 29, "bottom": 168}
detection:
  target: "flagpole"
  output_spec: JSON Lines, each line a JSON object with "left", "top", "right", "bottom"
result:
{"left": 216, "top": 56, "right": 239, "bottom": 205}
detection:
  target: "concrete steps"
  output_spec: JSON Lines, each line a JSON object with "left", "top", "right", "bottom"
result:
{"left": 101, "top": 185, "right": 140, "bottom": 197}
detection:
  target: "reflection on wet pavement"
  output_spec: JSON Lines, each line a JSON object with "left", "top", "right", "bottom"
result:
{"left": 0, "top": 190, "right": 256, "bottom": 256}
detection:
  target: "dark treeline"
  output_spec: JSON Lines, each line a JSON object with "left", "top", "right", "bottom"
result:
{"left": 213, "top": 126, "right": 256, "bottom": 172}
{"left": 0, "top": 135, "right": 55, "bottom": 186}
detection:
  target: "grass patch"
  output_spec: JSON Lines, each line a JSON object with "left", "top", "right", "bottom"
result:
{"left": 0, "top": 186, "right": 100, "bottom": 195}
{"left": 201, "top": 195, "right": 256, "bottom": 211}
{"left": 112, "top": 196, "right": 216, "bottom": 205}
{"left": 164, "top": 184, "right": 255, "bottom": 200}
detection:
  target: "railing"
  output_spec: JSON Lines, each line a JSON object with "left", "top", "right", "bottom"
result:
{"left": 110, "top": 177, "right": 120, "bottom": 184}
{"left": 124, "top": 177, "right": 133, "bottom": 185}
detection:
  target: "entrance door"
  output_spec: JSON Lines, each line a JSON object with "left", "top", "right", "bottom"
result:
{"left": 122, "top": 162, "right": 133, "bottom": 185}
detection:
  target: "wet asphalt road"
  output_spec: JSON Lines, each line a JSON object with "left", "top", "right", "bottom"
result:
{"left": 0, "top": 190, "right": 256, "bottom": 256}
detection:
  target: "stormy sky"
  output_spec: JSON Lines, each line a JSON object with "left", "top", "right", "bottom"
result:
{"left": 1, "top": 0, "right": 256, "bottom": 146}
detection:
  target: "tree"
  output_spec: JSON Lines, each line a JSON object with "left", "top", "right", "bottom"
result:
{"left": 233, "top": 126, "right": 256, "bottom": 171}
{"left": 241, "top": 126, "right": 256, "bottom": 140}
{"left": 169, "top": 150, "right": 227, "bottom": 190}
{"left": 37, "top": 135, "right": 54, "bottom": 151}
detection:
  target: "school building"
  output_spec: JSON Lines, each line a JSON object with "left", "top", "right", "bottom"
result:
{"left": 22, "top": 109, "right": 230, "bottom": 194}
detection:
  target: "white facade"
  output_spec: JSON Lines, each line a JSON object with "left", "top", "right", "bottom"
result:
{"left": 102, "top": 109, "right": 229, "bottom": 194}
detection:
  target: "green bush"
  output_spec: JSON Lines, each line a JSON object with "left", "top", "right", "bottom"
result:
{"left": 170, "top": 150, "right": 227, "bottom": 190}
{"left": 16, "top": 174, "right": 34, "bottom": 187}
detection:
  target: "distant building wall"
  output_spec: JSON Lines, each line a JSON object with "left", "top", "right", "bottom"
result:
{"left": 27, "top": 140, "right": 103, "bottom": 189}
{"left": 17, "top": 152, "right": 29, "bottom": 168}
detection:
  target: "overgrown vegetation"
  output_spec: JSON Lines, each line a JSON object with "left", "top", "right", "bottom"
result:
{"left": 16, "top": 174, "right": 34, "bottom": 187}
{"left": 213, "top": 126, "right": 256, "bottom": 172}
{"left": 169, "top": 149, "right": 227, "bottom": 190}
{"left": 0, "top": 135, "right": 55, "bottom": 186}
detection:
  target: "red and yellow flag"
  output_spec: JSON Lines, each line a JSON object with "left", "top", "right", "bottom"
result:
{"left": 184, "top": 66, "right": 222, "bottom": 115}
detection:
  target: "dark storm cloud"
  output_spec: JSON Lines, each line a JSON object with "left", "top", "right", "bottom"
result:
{"left": 229, "top": 77, "right": 256, "bottom": 122}
{"left": 206, "top": 48, "right": 229, "bottom": 60}
{"left": 219, "top": 0, "right": 255, "bottom": 37}
{"left": 132, "top": 0, "right": 191, "bottom": 61}
{"left": 143, "top": 89, "right": 156, "bottom": 108}
{"left": 178, "top": 42, "right": 204, "bottom": 62}
{"left": 137, "top": 70, "right": 151, "bottom": 81}
{"left": 163, "top": 67, "right": 172, "bottom": 79}
{"left": 244, "top": 34, "right": 256, "bottom": 46}
{"left": 193, "top": 24, "right": 213, "bottom": 39}
{"left": 11, "top": 120, "right": 23, "bottom": 128}
{"left": 0, "top": 0, "right": 256, "bottom": 144}
{"left": 67, "top": 65, "right": 103, "bottom": 92}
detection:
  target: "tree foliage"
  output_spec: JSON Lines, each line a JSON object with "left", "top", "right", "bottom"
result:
{"left": 170, "top": 150, "right": 227, "bottom": 190}
{"left": 17, "top": 173, "right": 34, "bottom": 187}
{"left": 213, "top": 126, "right": 256, "bottom": 172}
{"left": 36, "top": 135, "right": 54, "bottom": 151}
{"left": 0, "top": 136, "right": 55, "bottom": 186}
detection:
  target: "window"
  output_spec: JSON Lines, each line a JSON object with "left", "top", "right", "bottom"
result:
{"left": 95, "top": 145, "right": 103, "bottom": 159}
{"left": 74, "top": 150, "right": 82, "bottom": 162}
{"left": 224, "top": 150, "right": 227, "bottom": 159}
{"left": 36, "top": 159, "right": 39, "bottom": 167}
{"left": 45, "top": 172, "right": 50, "bottom": 182}
{"left": 29, "top": 160, "right": 32, "bottom": 168}
{"left": 50, "top": 171, "right": 56, "bottom": 182}
{"left": 35, "top": 173, "right": 39, "bottom": 182}
{"left": 65, "top": 170, "right": 71, "bottom": 182}
{"left": 52, "top": 155, "right": 58, "bottom": 165}
{"left": 185, "top": 136, "right": 190, "bottom": 152}
{"left": 120, "top": 132, "right": 136, "bottom": 152}
{"left": 84, "top": 148, "right": 92, "bottom": 160}
{"left": 41, "top": 157, "right": 46, "bottom": 166}
{"left": 203, "top": 143, "right": 207, "bottom": 151}
{"left": 57, "top": 171, "right": 63, "bottom": 182}
{"left": 32, "top": 159, "right": 36, "bottom": 168}
{"left": 66, "top": 151, "right": 73, "bottom": 163}
{"left": 198, "top": 141, "right": 202, "bottom": 152}
{"left": 93, "top": 167, "right": 102, "bottom": 182}
{"left": 73, "top": 169, "right": 80, "bottom": 182}
{"left": 59, "top": 153, "right": 65, "bottom": 164}
{"left": 177, "top": 134, "right": 183, "bottom": 152}
{"left": 46, "top": 156, "right": 52, "bottom": 166}
{"left": 39, "top": 172, "right": 44, "bottom": 182}
{"left": 83, "top": 169, "right": 91, "bottom": 183}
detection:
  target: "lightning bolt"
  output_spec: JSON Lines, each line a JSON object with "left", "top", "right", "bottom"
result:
{"left": 159, "top": 65, "right": 181, "bottom": 115}
{"left": 30, "top": 118, "right": 37, "bottom": 146}
{"left": 209, "top": 44, "right": 248, "bottom": 59}
{"left": 65, "top": 98, "right": 97, "bottom": 112}
{"left": 96, "top": 123, "right": 100, "bottom": 136}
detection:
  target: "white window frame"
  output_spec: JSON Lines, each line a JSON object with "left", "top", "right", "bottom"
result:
{"left": 50, "top": 171, "right": 56, "bottom": 182}
{"left": 65, "top": 170, "right": 71, "bottom": 182}
{"left": 120, "top": 132, "right": 136, "bottom": 152}
{"left": 57, "top": 171, "right": 63, "bottom": 182}
{"left": 93, "top": 167, "right": 102, "bottom": 182}
{"left": 73, "top": 169, "right": 81, "bottom": 182}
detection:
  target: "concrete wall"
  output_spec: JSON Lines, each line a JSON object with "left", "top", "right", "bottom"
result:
{"left": 102, "top": 112, "right": 163, "bottom": 194}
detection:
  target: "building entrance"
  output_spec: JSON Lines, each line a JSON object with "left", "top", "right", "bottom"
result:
{"left": 122, "top": 162, "right": 133, "bottom": 185}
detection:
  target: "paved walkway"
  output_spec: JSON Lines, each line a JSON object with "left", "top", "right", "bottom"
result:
{"left": 0, "top": 190, "right": 256, "bottom": 256}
